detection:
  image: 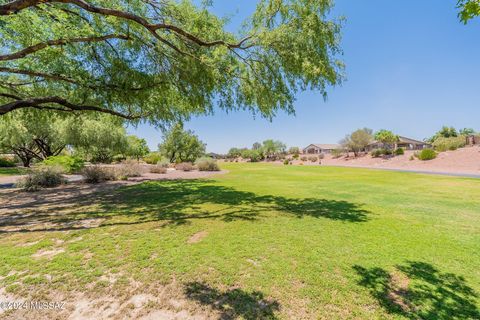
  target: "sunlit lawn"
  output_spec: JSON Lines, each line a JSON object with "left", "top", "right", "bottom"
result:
{"left": 0, "top": 163, "right": 479, "bottom": 319}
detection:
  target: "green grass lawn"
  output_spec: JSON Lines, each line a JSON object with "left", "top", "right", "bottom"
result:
{"left": 0, "top": 163, "right": 479, "bottom": 319}
{"left": 0, "top": 167, "right": 27, "bottom": 176}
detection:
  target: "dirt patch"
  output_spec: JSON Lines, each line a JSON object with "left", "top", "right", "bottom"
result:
{"left": 387, "top": 271, "right": 412, "bottom": 312}
{"left": 187, "top": 231, "right": 208, "bottom": 244}
{"left": 32, "top": 248, "right": 65, "bottom": 260}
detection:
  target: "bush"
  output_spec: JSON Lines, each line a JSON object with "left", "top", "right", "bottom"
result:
{"left": 117, "top": 160, "right": 143, "bottom": 177}
{"left": 150, "top": 165, "right": 167, "bottom": 174}
{"left": 308, "top": 156, "right": 318, "bottom": 162}
{"left": 371, "top": 149, "right": 382, "bottom": 158}
{"left": 16, "top": 167, "right": 65, "bottom": 191}
{"left": 417, "top": 149, "right": 437, "bottom": 161}
{"left": 157, "top": 158, "right": 170, "bottom": 168}
{"left": 409, "top": 155, "right": 415, "bottom": 161}
{"left": 331, "top": 149, "right": 344, "bottom": 159}
{"left": 143, "top": 152, "right": 163, "bottom": 164}
{"left": 432, "top": 136, "right": 466, "bottom": 152}
{"left": 195, "top": 157, "right": 220, "bottom": 171}
{"left": 394, "top": 148, "right": 405, "bottom": 155}
{"left": 82, "top": 166, "right": 117, "bottom": 183}
{"left": 300, "top": 156, "right": 308, "bottom": 161}
{"left": 175, "top": 162, "right": 194, "bottom": 171}
{"left": 0, "top": 157, "right": 16, "bottom": 167}
{"left": 42, "top": 155, "right": 84, "bottom": 174}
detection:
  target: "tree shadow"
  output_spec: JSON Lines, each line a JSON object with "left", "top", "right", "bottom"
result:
{"left": 184, "top": 282, "right": 280, "bottom": 319}
{"left": 0, "top": 179, "right": 369, "bottom": 233}
{"left": 353, "top": 261, "right": 480, "bottom": 319}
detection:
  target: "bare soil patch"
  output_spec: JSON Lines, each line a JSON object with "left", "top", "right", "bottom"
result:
{"left": 187, "top": 231, "right": 208, "bottom": 244}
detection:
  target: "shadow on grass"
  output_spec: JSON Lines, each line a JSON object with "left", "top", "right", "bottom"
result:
{"left": 185, "top": 282, "right": 280, "bottom": 319}
{"left": 353, "top": 261, "right": 480, "bottom": 320}
{"left": 0, "top": 179, "right": 369, "bottom": 233}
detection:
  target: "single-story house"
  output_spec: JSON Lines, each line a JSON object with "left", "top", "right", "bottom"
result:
{"left": 303, "top": 144, "right": 341, "bottom": 154}
{"left": 367, "top": 136, "right": 430, "bottom": 151}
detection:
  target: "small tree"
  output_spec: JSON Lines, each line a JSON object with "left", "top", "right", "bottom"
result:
{"left": 341, "top": 128, "right": 373, "bottom": 157}
{"left": 158, "top": 123, "right": 205, "bottom": 163}
{"left": 374, "top": 130, "right": 399, "bottom": 150}
{"left": 125, "top": 136, "right": 150, "bottom": 162}
{"left": 252, "top": 142, "right": 262, "bottom": 150}
{"left": 262, "top": 140, "right": 286, "bottom": 160}
{"left": 227, "top": 148, "right": 243, "bottom": 159}
{"left": 459, "top": 128, "right": 476, "bottom": 136}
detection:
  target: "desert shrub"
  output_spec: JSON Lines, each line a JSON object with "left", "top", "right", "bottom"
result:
{"left": 331, "top": 149, "right": 344, "bottom": 158}
{"left": 143, "top": 152, "right": 162, "bottom": 164}
{"left": 300, "top": 156, "right": 308, "bottom": 161}
{"left": 371, "top": 149, "right": 382, "bottom": 158}
{"left": 150, "top": 165, "right": 167, "bottom": 174}
{"left": 175, "top": 162, "right": 194, "bottom": 171}
{"left": 0, "top": 157, "right": 15, "bottom": 167}
{"left": 308, "top": 156, "right": 318, "bottom": 162}
{"left": 117, "top": 160, "right": 144, "bottom": 177}
{"left": 417, "top": 149, "right": 437, "bottom": 161}
{"left": 16, "top": 167, "right": 65, "bottom": 191}
{"left": 195, "top": 157, "right": 220, "bottom": 171}
{"left": 283, "top": 159, "right": 291, "bottom": 165}
{"left": 42, "top": 155, "right": 84, "bottom": 174}
{"left": 395, "top": 148, "right": 405, "bottom": 155}
{"left": 156, "top": 158, "right": 170, "bottom": 168}
{"left": 432, "top": 136, "right": 466, "bottom": 152}
{"left": 292, "top": 154, "right": 299, "bottom": 160}
{"left": 82, "top": 166, "right": 117, "bottom": 183}
{"left": 318, "top": 154, "right": 325, "bottom": 160}
{"left": 112, "top": 154, "right": 127, "bottom": 163}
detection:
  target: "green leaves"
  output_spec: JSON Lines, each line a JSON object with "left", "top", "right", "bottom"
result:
{"left": 458, "top": 0, "right": 480, "bottom": 23}
{"left": 0, "top": 0, "right": 343, "bottom": 124}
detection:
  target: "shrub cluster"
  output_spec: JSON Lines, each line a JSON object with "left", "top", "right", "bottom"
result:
{"left": 300, "top": 156, "right": 308, "bottom": 161}
{"left": 82, "top": 166, "right": 118, "bottom": 183}
{"left": 308, "top": 156, "right": 318, "bottom": 162}
{"left": 432, "top": 136, "right": 466, "bottom": 152}
{"left": 417, "top": 149, "right": 437, "bottom": 161}
{"left": 42, "top": 155, "right": 84, "bottom": 174}
{"left": 0, "top": 157, "right": 16, "bottom": 167}
{"left": 16, "top": 167, "right": 66, "bottom": 191}
{"left": 156, "top": 159, "right": 170, "bottom": 168}
{"left": 175, "top": 162, "right": 194, "bottom": 171}
{"left": 371, "top": 148, "right": 393, "bottom": 158}
{"left": 394, "top": 148, "right": 405, "bottom": 155}
{"left": 143, "top": 152, "right": 163, "bottom": 164}
{"left": 149, "top": 165, "right": 167, "bottom": 174}
{"left": 195, "top": 157, "right": 220, "bottom": 171}
{"left": 117, "top": 160, "right": 143, "bottom": 178}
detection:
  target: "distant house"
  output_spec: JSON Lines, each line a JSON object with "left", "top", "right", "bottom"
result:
{"left": 367, "top": 136, "right": 430, "bottom": 151}
{"left": 303, "top": 144, "right": 341, "bottom": 154}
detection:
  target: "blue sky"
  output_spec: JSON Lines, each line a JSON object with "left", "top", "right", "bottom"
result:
{"left": 129, "top": 0, "right": 480, "bottom": 153}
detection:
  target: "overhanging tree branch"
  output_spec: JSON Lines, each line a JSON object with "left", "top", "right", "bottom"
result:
{"left": 0, "top": 34, "right": 130, "bottom": 61}
{"left": 0, "top": 0, "right": 253, "bottom": 50}
{"left": 0, "top": 96, "right": 142, "bottom": 119}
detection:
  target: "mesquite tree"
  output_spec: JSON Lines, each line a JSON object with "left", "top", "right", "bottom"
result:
{"left": 0, "top": 0, "right": 343, "bottom": 124}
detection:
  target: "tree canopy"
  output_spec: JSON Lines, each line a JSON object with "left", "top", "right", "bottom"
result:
{"left": 341, "top": 128, "right": 373, "bottom": 156}
{"left": 0, "top": 0, "right": 343, "bottom": 125}
{"left": 158, "top": 123, "right": 205, "bottom": 163}
{"left": 458, "top": 0, "right": 480, "bottom": 23}
{"left": 374, "top": 130, "right": 399, "bottom": 149}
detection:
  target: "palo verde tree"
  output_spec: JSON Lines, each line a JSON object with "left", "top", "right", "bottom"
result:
{"left": 158, "top": 123, "right": 205, "bottom": 163}
{"left": 0, "top": 0, "right": 343, "bottom": 124}
{"left": 340, "top": 128, "right": 373, "bottom": 157}
{"left": 125, "top": 135, "right": 150, "bottom": 161}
